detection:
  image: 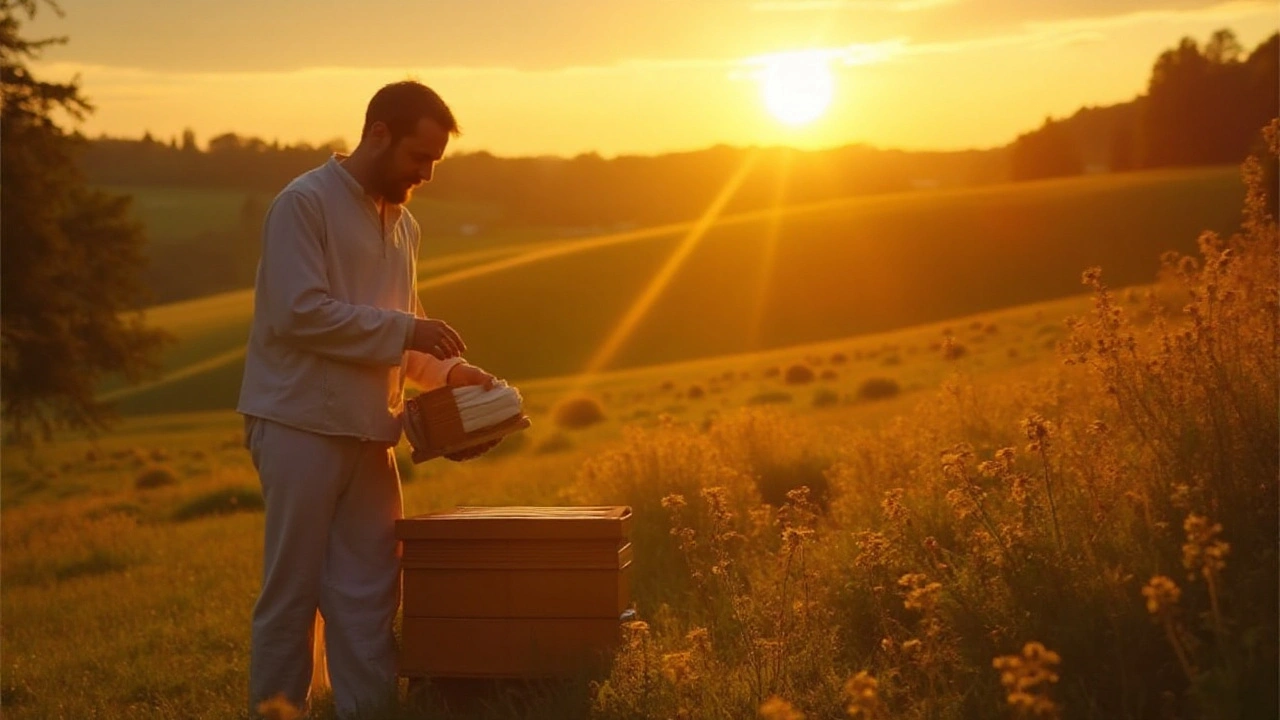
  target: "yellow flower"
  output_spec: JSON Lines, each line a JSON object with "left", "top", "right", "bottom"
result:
{"left": 760, "top": 696, "right": 805, "bottom": 720}
{"left": 1142, "top": 575, "right": 1181, "bottom": 618}
{"left": 992, "top": 642, "right": 1061, "bottom": 718}
{"left": 1181, "top": 514, "right": 1230, "bottom": 581}
{"left": 844, "top": 671, "right": 886, "bottom": 718}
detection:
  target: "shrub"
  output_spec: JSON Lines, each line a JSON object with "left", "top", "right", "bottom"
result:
{"left": 830, "top": 351, "right": 848, "bottom": 365}
{"left": 819, "top": 369, "right": 839, "bottom": 381}
{"left": 172, "top": 487, "right": 264, "bottom": 522}
{"left": 134, "top": 464, "right": 178, "bottom": 490}
{"left": 687, "top": 385, "right": 705, "bottom": 399}
{"left": 552, "top": 396, "right": 606, "bottom": 429}
{"left": 941, "top": 338, "right": 968, "bottom": 360}
{"left": 746, "top": 391, "right": 792, "bottom": 405}
{"left": 783, "top": 364, "right": 815, "bottom": 385}
{"left": 855, "top": 377, "right": 901, "bottom": 401}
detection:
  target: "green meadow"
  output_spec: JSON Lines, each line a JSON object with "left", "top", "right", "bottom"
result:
{"left": 106, "top": 165, "right": 1239, "bottom": 414}
{"left": 3, "top": 159, "right": 1274, "bottom": 719}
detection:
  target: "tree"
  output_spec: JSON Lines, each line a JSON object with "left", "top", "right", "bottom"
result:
{"left": 1139, "top": 29, "right": 1278, "bottom": 168}
{"left": 1010, "top": 117, "right": 1084, "bottom": 181}
{"left": 1, "top": 0, "right": 169, "bottom": 445}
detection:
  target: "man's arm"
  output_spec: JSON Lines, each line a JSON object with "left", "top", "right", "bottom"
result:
{"left": 405, "top": 292, "right": 465, "bottom": 389}
{"left": 258, "top": 190, "right": 414, "bottom": 366}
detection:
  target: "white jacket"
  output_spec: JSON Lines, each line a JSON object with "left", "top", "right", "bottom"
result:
{"left": 237, "top": 155, "right": 462, "bottom": 444}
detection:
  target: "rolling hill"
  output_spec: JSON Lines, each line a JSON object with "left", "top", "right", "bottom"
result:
{"left": 104, "top": 165, "right": 1241, "bottom": 415}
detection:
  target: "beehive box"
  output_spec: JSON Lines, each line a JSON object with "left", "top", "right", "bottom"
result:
{"left": 397, "top": 506, "right": 633, "bottom": 679}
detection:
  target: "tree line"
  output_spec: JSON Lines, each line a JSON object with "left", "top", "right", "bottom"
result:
{"left": 1013, "top": 29, "right": 1278, "bottom": 181}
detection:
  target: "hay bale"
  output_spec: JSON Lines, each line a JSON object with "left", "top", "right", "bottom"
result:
{"left": 552, "top": 397, "right": 606, "bottom": 429}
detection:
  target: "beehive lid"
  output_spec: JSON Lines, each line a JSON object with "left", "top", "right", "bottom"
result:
{"left": 397, "top": 506, "right": 632, "bottom": 541}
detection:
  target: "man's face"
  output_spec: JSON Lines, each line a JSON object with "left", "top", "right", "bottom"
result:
{"left": 370, "top": 117, "right": 450, "bottom": 205}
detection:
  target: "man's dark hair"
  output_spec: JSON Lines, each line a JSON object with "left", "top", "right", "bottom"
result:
{"left": 361, "top": 81, "right": 459, "bottom": 141}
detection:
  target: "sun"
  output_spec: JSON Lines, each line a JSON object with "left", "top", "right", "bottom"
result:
{"left": 759, "top": 52, "right": 835, "bottom": 127}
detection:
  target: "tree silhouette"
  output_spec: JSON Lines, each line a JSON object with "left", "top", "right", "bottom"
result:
{"left": 0, "top": 0, "right": 169, "bottom": 445}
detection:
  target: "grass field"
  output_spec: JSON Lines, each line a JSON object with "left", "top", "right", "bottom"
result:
{"left": 103, "top": 165, "right": 1241, "bottom": 415}
{"left": 5, "top": 158, "right": 1273, "bottom": 719}
{"left": 0, "top": 287, "right": 1089, "bottom": 718}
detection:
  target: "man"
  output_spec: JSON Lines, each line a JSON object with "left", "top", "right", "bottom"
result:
{"left": 238, "top": 81, "right": 496, "bottom": 718}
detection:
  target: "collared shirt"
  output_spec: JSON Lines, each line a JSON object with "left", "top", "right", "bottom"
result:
{"left": 237, "top": 155, "right": 462, "bottom": 444}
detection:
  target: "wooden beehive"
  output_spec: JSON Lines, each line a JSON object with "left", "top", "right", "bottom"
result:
{"left": 396, "top": 506, "right": 633, "bottom": 679}
{"left": 404, "top": 386, "right": 532, "bottom": 463}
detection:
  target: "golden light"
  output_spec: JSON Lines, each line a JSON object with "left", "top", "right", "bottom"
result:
{"left": 759, "top": 51, "right": 835, "bottom": 126}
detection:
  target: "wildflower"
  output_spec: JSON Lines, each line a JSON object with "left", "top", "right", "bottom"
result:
{"left": 660, "top": 651, "right": 696, "bottom": 684}
{"left": 1142, "top": 576, "right": 1181, "bottom": 619}
{"left": 1020, "top": 414, "right": 1054, "bottom": 453}
{"left": 992, "top": 642, "right": 1061, "bottom": 718}
{"left": 256, "top": 695, "right": 301, "bottom": 720}
{"left": 898, "top": 573, "right": 942, "bottom": 614}
{"left": 844, "top": 671, "right": 886, "bottom": 718}
{"left": 622, "top": 619, "right": 651, "bottom": 649}
{"left": 1142, "top": 575, "right": 1196, "bottom": 680}
{"left": 661, "top": 494, "right": 687, "bottom": 511}
{"left": 760, "top": 696, "right": 805, "bottom": 720}
{"left": 853, "top": 531, "right": 893, "bottom": 570}
{"left": 880, "top": 488, "right": 909, "bottom": 525}
{"left": 1181, "top": 514, "right": 1230, "bottom": 582}
{"left": 685, "top": 626, "right": 711, "bottom": 653}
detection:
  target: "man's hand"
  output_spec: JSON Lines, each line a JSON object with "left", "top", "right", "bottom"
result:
{"left": 446, "top": 363, "right": 496, "bottom": 390}
{"left": 411, "top": 318, "right": 466, "bottom": 360}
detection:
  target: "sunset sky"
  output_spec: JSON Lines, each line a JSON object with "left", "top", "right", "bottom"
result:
{"left": 27, "top": 0, "right": 1279, "bottom": 158}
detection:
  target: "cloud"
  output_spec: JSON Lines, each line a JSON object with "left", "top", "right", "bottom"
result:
{"left": 751, "top": 0, "right": 957, "bottom": 11}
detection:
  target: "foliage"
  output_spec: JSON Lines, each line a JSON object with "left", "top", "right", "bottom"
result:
{"left": 0, "top": 0, "right": 168, "bottom": 444}
{"left": 575, "top": 122, "right": 1278, "bottom": 719}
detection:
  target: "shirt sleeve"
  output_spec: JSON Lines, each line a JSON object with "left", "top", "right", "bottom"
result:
{"left": 404, "top": 292, "right": 465, "bottom": 389}
{"left": 257, "top": 190, "right": 415, "bottom": 366}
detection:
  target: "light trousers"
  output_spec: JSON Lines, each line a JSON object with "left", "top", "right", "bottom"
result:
{"left": 246, "top": 416, "right": 402, "bottom": 718}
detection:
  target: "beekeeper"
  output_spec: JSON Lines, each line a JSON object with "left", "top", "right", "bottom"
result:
{"left": 237, "top": 80, "right": 497, "bottom": 719}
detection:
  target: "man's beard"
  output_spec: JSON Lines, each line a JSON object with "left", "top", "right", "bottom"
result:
{"left": 371, "top": 148, "right": 419, "bottom": 205}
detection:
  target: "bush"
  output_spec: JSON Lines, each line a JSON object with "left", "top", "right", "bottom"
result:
{"left": 746, "top": 391, "right": 792, "bottom": 405}
{"left": 172, "top": 487, "right": 263, "bottom": 522}
{"left": 941, "top": 338, "right": 968, "bottom": 360}
{"left": 686, "top": 385, "right": 705, "bottom": 399}
{"left": 134, "top": 464, "right": 178, "bottom": 490}
{"left": 856, "top": 377, "right": 902, "bottom": 401}
{"left": 552, "top": 396, "right": 606, "bottom": 429}
{"left": 783, "top": 364, "right": 815, "bottom": 385}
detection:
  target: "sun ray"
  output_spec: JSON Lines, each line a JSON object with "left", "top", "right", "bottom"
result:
{"left": 579, "top": 150, "right": 763, "bottom": 378}
{"left": 747, "top": 150, "right": 794, "bottom": 350}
